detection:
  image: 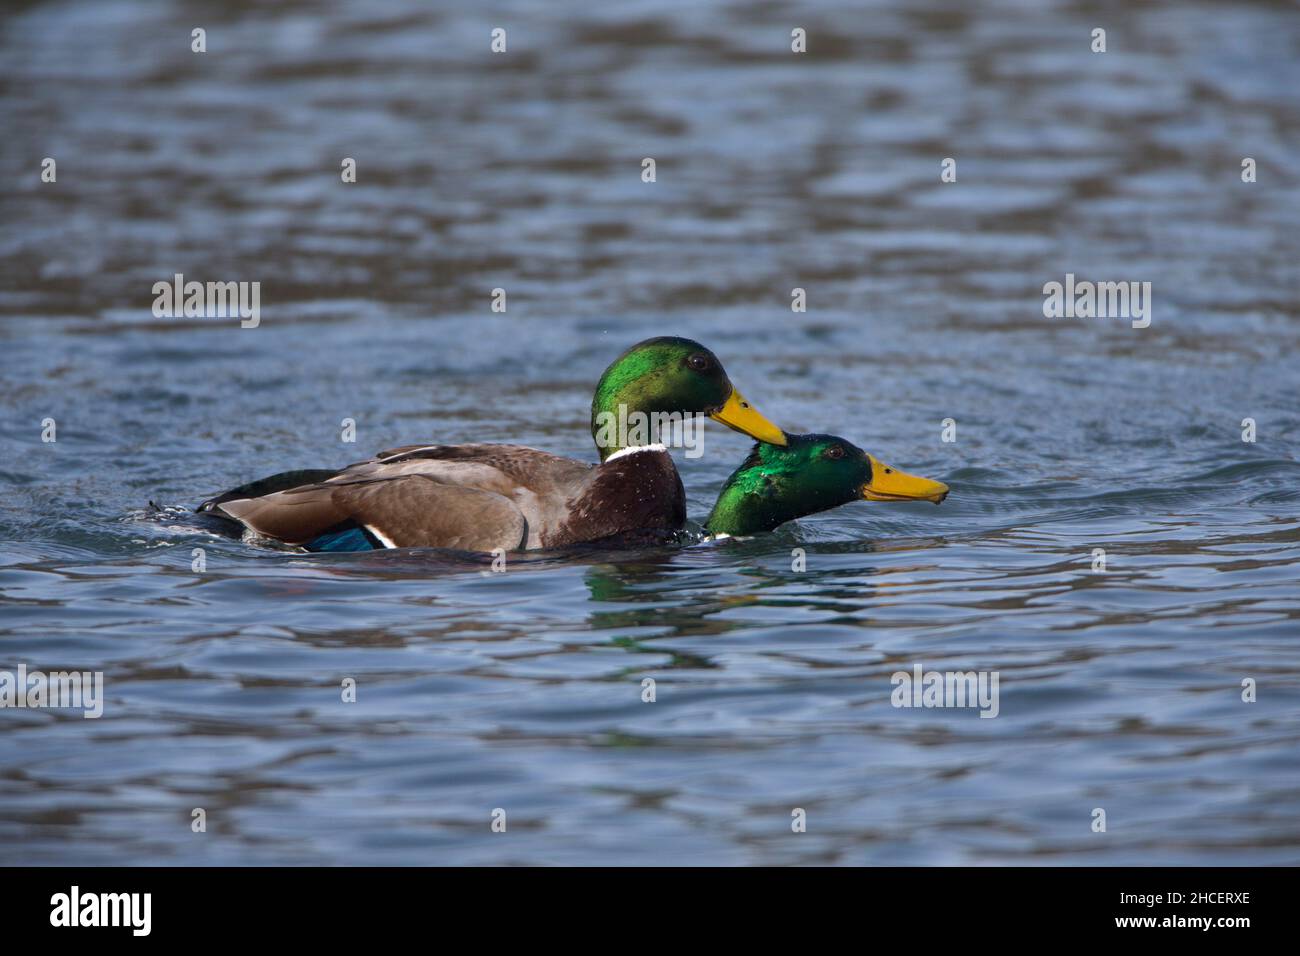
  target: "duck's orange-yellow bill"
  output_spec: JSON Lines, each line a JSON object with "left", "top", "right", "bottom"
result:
{"left": 862, "top": 454, "right": 949, "bottom": 504}
{"left": 710, "top": 389, "right": 787, "bottom": 446}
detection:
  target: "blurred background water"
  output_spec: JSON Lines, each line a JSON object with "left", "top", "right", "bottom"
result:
{"left": 1, "top": 0, "right": 1298, "bottom": 865}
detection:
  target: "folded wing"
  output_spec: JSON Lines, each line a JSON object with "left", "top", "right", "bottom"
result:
{"left": 217, "top": 475, "right": 528, "bottom": 552}
{"left": 201, "top": 443, "right": 595, "bottom": 551}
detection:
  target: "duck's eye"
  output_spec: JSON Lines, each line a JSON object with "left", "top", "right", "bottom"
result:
{"left": 825, "top": 445, "right": 845, "bottom": 460}
{"left": 687, "top": 353, "right": 711, "bottom": 372}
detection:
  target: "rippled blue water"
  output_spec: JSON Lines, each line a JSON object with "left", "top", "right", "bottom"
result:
{"left": 1, "top": 0, "right": 1298, "bottom": 865}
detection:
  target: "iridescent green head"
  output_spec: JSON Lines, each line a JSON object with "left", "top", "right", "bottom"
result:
{"left": 705, "top": 434, "right": 950, "bottom": 536}
{"left": 590, "top": 336, "right": 786, "bottom": 460}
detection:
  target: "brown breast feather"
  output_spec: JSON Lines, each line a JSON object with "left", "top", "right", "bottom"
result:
{"left": 546, "top": 449, "right": 686, "bottom": 547}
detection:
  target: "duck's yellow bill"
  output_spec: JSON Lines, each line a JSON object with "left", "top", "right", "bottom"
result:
{"left": 863, "top": 455, "right": 949, "bottom": 504}
{"left": 710, "top": 389, "right": 787, "bottom": 446}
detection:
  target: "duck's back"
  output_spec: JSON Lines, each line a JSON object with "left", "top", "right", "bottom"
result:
{"left": 198, "top": 442, "right": 685, "bottom": 552}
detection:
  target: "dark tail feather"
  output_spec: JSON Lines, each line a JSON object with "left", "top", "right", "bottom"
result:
{"left": 197, "top": 469, "right": 341, "bottom": 514}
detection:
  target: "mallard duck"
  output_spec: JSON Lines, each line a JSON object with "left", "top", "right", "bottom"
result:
{"left": 704, "top": 433, "right": 949, "bottom": 536}
{"left": 197, "top": 337, "right": 787, "bottom": 552}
